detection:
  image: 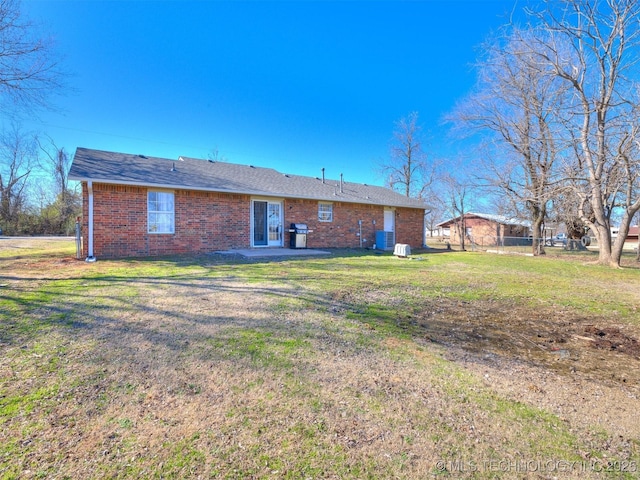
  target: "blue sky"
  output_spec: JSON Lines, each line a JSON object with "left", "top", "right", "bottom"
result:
{"left": 22, "top": 0, "right": 523, "bottom": 186}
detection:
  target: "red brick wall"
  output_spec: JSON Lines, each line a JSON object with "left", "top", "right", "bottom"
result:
{"left": 395, "top": 207, "right": 425, "bottom": 247}
{"left": 82, "top": 183, "right": 250, "bottom": 258}
{"left": 81, "top": 183, "right": 425, "bottom": 258}
{"left": 284, "top": 199, "right": 384, "bottom": 248}
{"left": 284, "top": 202, "right": 424, "bottom": 249}
{"left": 447, "top": 216, "right": 528, "bottom": 245}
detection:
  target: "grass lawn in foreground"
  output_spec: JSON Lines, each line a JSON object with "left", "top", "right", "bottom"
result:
{"left": 1, "top": 238, "right": 639, "bottom": 479}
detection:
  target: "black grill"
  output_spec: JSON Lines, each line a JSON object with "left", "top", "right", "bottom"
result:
{"left": 289, "top": 223, "right": 308, "bottom": 249}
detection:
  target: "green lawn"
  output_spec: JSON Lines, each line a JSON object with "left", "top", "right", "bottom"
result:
{"left": 1, "top": 239, "right": 639, "bottom": 479}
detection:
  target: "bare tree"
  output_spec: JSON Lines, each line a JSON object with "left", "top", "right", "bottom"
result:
{"left": 442, "top": 173, "right": 472, "bottom": 251}
{"left": 38, "top": 136, "right": 69, "bottom": 194}
{"left": 553, "top": 189, "right": 590, "bottom": 245}
{"left": 380, "top": 112, "right": 434, "bottom": 198}
{"left": 448, "top": 28, "right": 569, "bottom": 256}
{"left": 0, "top": 1, "right": 67, "bottom": 234}
{"left": 207, "top": 146, "right": 227, "bottom": 162}
{"left": 0, "top": 124, "right": 36, "bottom": 232}
{"left": 0, "top": 0, "right": 64, "bottom": 115}
{"left": 37, "top": 136, "right": 79, "bottom": 233}
{"left": 526, "top": 0, "right": 640, "bottom": 267}
{"left": 423, "top": 194, "right": 448, "bottom": 238}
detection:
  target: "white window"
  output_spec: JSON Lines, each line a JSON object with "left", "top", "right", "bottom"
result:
{"left": 148, "top": 191, "right": 175, "bottom": 234}
{"left": 318, "top": 202, "right": 333, "bottom": 222}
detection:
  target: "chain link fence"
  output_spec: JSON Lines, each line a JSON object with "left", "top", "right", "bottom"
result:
{"left": 466, "top": 235, "right": 597, "bottom": 255}
{"left": 428, "top": 234, "right": 640, "bottom": 256}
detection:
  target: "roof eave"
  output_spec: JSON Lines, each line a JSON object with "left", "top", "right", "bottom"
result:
{"left": 69, "top": 175, "right": 426, "bottom": 210}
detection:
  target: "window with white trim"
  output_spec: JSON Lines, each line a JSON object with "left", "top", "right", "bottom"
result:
{"left": 148, "top": 191, "right": 175, "bottom": 234}
{"left": 318, "top": 202, "right": 333, "bottom": 222}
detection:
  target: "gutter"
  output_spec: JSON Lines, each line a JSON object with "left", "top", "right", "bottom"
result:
{"left": 67, "top": 176, "right": 427, "bottom": 210}
{"left": 86, "top": 181, "right": 96, "bottom": 262}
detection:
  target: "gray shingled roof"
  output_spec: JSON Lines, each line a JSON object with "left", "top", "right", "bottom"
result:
{"left": 68, "top": 148, "right": 427, "bottom": 209}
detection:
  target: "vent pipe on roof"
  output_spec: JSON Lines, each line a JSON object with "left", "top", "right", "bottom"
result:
{"left": 340, "top": 173, "right": 344, "bottom": 193}
{"left": 171, "top": 162, "right": 176, "bottom": 172}
{"left": 321, "top": 167, "right": 325, "bottom": 184}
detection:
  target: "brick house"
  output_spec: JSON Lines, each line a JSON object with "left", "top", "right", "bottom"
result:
{"left": 437, "top": 212, "right": 530, "bottom": 246}
{"left": 68, "top": 148, "right": 427, "bottom": 259}
{"left": 617, "top": 225, "right": 639, "bottom": 250}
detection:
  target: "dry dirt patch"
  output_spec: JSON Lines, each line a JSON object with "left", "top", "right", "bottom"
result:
{"left": 333, "top": 284, "right": 640, "bottom": 446}
{"left": 583, "top": 325, "right": 640, "bottom": 357}
{"left": 373, "top": 294, "right": 640, "bottom": 444}
{"left": 413, "top": 297, "right": 640, "bottom": 387}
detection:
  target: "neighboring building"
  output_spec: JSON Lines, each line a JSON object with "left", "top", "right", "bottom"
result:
{"left": 585, "top": 226, "right": 639, "bottom": 250}
{"left": 436, "top": 212, "right": 531, "bottom": 246}
{"left": 611, "top": 225, "right": 638, "bottom": 240}
{"left": 622, "top": 225, "right": 639, "bottom": 250}
{"left": 68, "top": 148, "right": 427, "bottom": 259}
{"left": 425, "top": 225, "right": 449, "bottom": 238}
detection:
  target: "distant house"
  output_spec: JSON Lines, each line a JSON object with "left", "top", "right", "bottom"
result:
{"left": 589, "top": 226, "right": 639, "bottom": 250}
{"left": 68, "top": 148, "right": 427, "bottom": 259}
{"left": 425, "top": 225, "right": 449, "bottom": 238}
{"left": 436, "top": 212, "right": 530, "bottom": 246}
{"left": 622, "top": 225, "right": 639, "bottom": 250}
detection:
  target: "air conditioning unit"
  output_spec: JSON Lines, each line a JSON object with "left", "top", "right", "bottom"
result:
{"left": 393, "top": 243, "right": 411, "bottom": 257}
{"left": 375, "top": 230, "right": 395, "bottom": 250}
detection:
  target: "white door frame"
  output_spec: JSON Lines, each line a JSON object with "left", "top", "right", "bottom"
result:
{"left": 251, "top": 198, "right": 284, "bottom": 247}
{"left": 384, "top": 208, "right": 396, "bottom": 244}
{"left": 384, "top": 208, "right": 396, "bottom": 232}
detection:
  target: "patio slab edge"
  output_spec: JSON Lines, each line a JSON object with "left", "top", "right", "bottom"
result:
{"left": 213, "top": 248, "right": 332, "bottom": 258}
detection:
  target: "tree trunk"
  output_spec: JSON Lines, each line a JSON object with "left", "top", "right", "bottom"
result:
{"left": 531, "top": 206, "right": 546, "bottom": 256}
{"left": 456, "top": 219, "right": 466, "bottom": 251}
{"left": 591, "top": 223, "right": 616, "bottom": 267}
{"left": 611, "top": 209, "right": 640, "bottom": 267}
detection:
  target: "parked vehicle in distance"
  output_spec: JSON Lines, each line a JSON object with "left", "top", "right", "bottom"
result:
{"left": 554, "top": 233, "right": 567, "bottom": 246}
{"left": 529, "top": 233, "right": 568, "bottom": 247}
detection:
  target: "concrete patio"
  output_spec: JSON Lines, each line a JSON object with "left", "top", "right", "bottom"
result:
{"left": 213, "top": 248, "right": 332, "bottom": 258}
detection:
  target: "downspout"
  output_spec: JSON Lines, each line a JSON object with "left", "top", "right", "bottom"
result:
{"left": 86, "top": 181, "right": 96, "bottom": 262}
{"left": 423, "top": 209, "right": 428, "bottom": 248}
